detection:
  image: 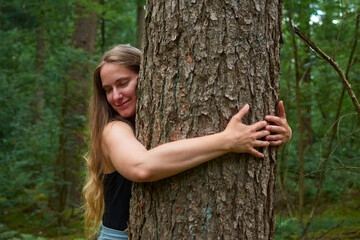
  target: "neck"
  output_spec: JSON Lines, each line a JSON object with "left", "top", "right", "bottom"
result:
{"left": 126, "top": 115, "right": 136, "bottom": 127}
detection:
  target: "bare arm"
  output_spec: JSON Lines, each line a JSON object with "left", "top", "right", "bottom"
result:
{"left": 103, "top": 104, "right": 270, "bottom": 182}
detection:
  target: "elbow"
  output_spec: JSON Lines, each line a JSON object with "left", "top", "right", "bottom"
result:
{"left": 130, "top": 167, "right": 154, "bottom": 183}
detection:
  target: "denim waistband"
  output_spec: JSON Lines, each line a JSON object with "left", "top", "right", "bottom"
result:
{"left": 98, "top": 224, "right": 128, "bottom": 240}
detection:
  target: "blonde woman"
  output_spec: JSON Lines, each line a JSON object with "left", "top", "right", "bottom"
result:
{"left": 83, "top": 45, "right": 292, "bottom": 239}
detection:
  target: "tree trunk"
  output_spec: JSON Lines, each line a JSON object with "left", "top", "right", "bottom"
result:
{"left": 0, "top": 0, "right": 2, "bottom": 31}
{"left": 136, "top": 0, "right": 145, "bottom": 49}
{"left": 129, "top": 0, "right": 282, "bottom": 239}
{"left": 299, "top": 7, "right": 313, "bottom": 154}
{"left": 50, "top": 0, "right": 98, "bottom": 213}
{"left": 289, "top": 19, "right": 305, "bottom": 229}
{"left": 71, "top": 1, "right": 98, "bottom": 52}
{"left": 100, "top": 0, "right": 105, "bottom": 52}
{"left": 33, "top": 0, "right": 46, "bottom": 123}
{"left": 67, "top": 0, "right": 98, "bottom": 206}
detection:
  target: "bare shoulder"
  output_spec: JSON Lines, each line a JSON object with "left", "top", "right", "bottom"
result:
{"left": 101, "top": 121, "right": 138, "bottom": 174}
{"left": 103, "top": 120, "right": 135, "bottom": 139}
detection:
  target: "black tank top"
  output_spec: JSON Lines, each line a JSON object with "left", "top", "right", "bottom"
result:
{"left": 102, "top": 171, "right": 132, "bottom": 230}
{"left": 102, "top": 117, "right": 134, "bottom": 231}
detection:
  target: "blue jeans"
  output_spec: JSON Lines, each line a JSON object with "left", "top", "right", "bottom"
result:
{"left": 98, "top": 224, "right": 128, "bottom": 240}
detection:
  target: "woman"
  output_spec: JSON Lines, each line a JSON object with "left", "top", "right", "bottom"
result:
{"left": 83, "top": 44, "right": 292, "bottom": 239}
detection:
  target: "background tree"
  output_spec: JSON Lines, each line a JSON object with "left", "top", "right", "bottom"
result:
{"left": 284, "top": 1, "right": 315, "bottom": 229}
{"left": 49, "top": 0, "right": 98, "bottom": 217}
{"left": 136, "top": 0, "right": 145, "bottom": 48}
{"left": 128, "top": 0, "right": 282, "bottom": 239}
{"left": 0, "top": 0, "right": 139, "bottom": 238}
{"left": 276, "top": 2, "right": 360, "bottom": 239}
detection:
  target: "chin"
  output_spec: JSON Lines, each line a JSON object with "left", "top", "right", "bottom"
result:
{"left": 119, "top": 111, "right": 135, "bottom": 119}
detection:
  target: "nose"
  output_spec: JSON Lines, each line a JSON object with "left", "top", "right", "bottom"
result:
{"left": 113, "top": 88, "right": 123, "bottom": 101}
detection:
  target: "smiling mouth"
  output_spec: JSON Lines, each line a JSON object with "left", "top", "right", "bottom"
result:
{"left": 117, "top": 100, "right": 130, "bottom": 107}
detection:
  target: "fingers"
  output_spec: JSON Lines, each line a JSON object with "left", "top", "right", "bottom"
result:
{"left": 249, "top": 148, "right": 265, "bottom": 158}
{"left": 265, "top": 115, "right": 283, "bottom": 126}
{"left": 253, "top": 140, "right": 270, "bottom": 147}
{"left": 233, "top": 104, "right": 250, "bottom": 121}
{"left": 252, "top": 120, "right": 268, "bottom": 130}
{"left": 254, "top": 130, "right": 270, "bottom": 139}
{"left": 278, "top": 100, "right": 286, "bottom": 118}
{"left": 265, "top": 100, "right": 287, "bottom": 123}
{"left": 269, "top": 140, "right": 282, "bottom": 146}
{"left": 265, "top": 134, "right": 283, "bottom": 141}
{"left": 265, "top": 125, "right": 285, "bottom": 134}
{"left": 226, "top": 103, "right": 290, "bottom": 157}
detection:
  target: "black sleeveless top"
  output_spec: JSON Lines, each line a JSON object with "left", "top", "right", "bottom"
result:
{"left": 102, "top": 117, "right": 134, "bottom": 231}
{"left": 102, "top": 171, "right": 132, "bottom": 230}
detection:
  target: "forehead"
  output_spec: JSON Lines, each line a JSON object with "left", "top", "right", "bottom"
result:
{"left": 100, "top": 63, "right": 138, "bottom": 85}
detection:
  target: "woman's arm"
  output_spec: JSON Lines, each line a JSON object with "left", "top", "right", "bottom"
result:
{"left": 103, "top": 104, "right": 270, "bottom": 182}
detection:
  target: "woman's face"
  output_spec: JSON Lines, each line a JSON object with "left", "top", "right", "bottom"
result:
{"left": 100, "top": 63, "right": 138, "bottom": 119}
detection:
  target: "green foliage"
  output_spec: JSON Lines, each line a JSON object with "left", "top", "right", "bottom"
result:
{"left": 95, "top": 0, "right": 138, "bottom": 51}
{"left": 0, "top": 0, "right": 359, "bottom": 238}
{"left": 275, "top": 217, "right": 300, "bottom": 239}
{"left": 276, "top": 195, "right": 360, "bottom": 239}
{"left": 277, "top": 0, "right": 360, "bottom": 238}
{"left": 0, "top": 0, "right": 141, "bottom": 237}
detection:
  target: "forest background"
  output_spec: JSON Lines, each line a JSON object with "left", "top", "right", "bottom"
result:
{"left": 0, "top": 0, "right": 359, "bottom": 239}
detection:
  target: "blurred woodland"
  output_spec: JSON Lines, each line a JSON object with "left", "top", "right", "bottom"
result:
{"left": 0, "top": 0, "right": 359, "bottom": 239}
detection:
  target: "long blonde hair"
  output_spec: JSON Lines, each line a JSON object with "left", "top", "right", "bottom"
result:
{"left": 83, "top": 44, "right": 141, "bottom": 238}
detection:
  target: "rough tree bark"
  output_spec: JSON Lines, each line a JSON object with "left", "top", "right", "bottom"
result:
{"left": 136, "top": 0, "right": 145, "bottom": 49}
{"left": 129, "top": 0, "right": 282, "bottom": 239}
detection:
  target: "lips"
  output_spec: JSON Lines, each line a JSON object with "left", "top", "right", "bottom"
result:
{"left": 117, "top": 99, "right": 130, "bottom": 108}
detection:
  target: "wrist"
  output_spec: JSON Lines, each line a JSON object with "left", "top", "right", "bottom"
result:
{"left": 217, "top": 131, "right": 232, "bottom": 153}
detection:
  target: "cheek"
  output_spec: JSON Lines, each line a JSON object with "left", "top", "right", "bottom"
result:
{"left": 125, "top": 85, "right": 137, "bottom": 98}
{"left": 132, "top": 83, "right": 138, "bottom": 96}
{"left": 106, "top": 93, "right": 112, "bottom": 103}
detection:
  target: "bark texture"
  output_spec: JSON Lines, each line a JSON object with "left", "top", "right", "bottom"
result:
{"left": 136, "top": 0, "right": 145, "bottom": 48}
{"left": 129, "top": 0, "right": 282, "bottom": 239}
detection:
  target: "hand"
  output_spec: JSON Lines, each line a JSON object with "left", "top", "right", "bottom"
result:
{"left": 224, "top": 104, "right": 270, "bottom": 158}
{"left": 265, "top": 101, "right": 292, "bottom": 149}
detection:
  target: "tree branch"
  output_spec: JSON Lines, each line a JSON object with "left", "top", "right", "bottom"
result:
{"left": 311, "top": 220, "right": 345, "bottom": 240}
{"left": 300, "top": 14, "right": 360, "bottom": 237}
{"left": 293, "top": 26, "right": 360, "bottom": 116}
{"left": 333, "top": 1, "right": 352, "bottom": 61}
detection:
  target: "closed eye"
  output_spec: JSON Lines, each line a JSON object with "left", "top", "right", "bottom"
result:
{"left": 104, "top": 88, "right": 112, "bottom": 94}
{"left": 117, "top": 80, "right": 129, "bottom": 87}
